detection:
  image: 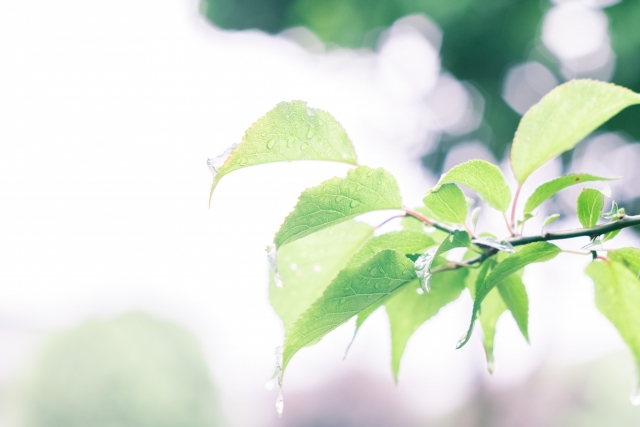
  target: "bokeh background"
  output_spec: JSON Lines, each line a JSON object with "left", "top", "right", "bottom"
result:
{"left": 2, "top": 0, "right": 640, "bottom": 425}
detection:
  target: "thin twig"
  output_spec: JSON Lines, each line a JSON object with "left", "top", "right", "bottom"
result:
{"left": 509, "top": 184, "right": 522, "bottom": 236}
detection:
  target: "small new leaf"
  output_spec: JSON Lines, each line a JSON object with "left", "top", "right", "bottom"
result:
{"left": 524, "top": 173, "right": 616, "bottom": 215}
{"left": 282, "top": 250, "right": 416, "bottom": 373}
{"left": 347, "top": 230, "right": 435, "bottom": 267}
{"left": 542, "top": 214, "right": 560, "bottom": 232}
{"left": 457, "top": 242, "right": 560, "bottom": 348}
{"left": 274, "top": 166, "right": 402, "bottom": 247}
{"left": 577, "top": 188, "right": 604, "bottom": 228}
{"left": 422, "top": 183, "right": 469, "bottom": 225}
{"left": 210, "top": 101, "right": 357, "bottom": 195}
{"left": 437, "top": 160, "right": 512, "bottom": 212}
{"left": 510, "top": 80, "right": 640, "bottom": 184}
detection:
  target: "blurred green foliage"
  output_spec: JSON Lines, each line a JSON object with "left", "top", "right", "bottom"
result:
{"left": 25, "top": 313, "right": 221, "bottom": 427}
{"left": 201, "top": 0, "right": 640, "bottom": 173}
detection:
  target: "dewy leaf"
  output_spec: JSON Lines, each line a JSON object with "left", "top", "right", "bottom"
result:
{"left": 415, "top": 230, "right": 470, "bottom": 292}
{"left": 274, "top": 166, "right": 402, "bottom": 247}
{"left": 422, "top": 183, "right": 469, "bottom": 225}
{"left": 437, "top": 160, "right": 512, "bottom": 212}
{"left": 586, "top": 261, "right": 640, "bottom": 395}
{"left": 577, "top": 188, "right": 604, "bottom": 228}
{"left": 457, "top": 242, "right": 560, "bottom": 348}
{"left": 523, "top": 173, "right": 616, "bottom": 215}
{"left": 269, "top": 220, "right": 373, "bottom": 330}
{"left": 386, "top": 267, "right": 467, "bottom": 381}
{"left": 281, "top": 250, "right": 416, "bottom": 373}
{"left": 347, "top": 230, "right": 435, "bottom": 267}
{"left": 609, "top": 248, "right": 640, "bottom": 277}
{"left": 210, "top": 101, "right": 357, "bottom": 194}
{"left": 497, "top": 273, "right": 529, "bottom": 342}
{"left": 510, "top": 80, "right": 640, "bottom": 184}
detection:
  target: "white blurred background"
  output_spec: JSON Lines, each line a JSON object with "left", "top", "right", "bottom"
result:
{"left": 1, "top": 0, "right": 640, "bottom": 426}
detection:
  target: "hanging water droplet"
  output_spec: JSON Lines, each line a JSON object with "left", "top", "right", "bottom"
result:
{"left": 266, "top": 244, "right": 284, "bottom": 288}
{"left": 416, "top": 287, "right": 425, "bottom": 295}
{"left": 349, "top": 200, "right": 359, "bottom": 208}
{"left": 456, "top": 333, "right": 469, "bottom": 349}
{"left": 266, "top": 138, "right": 277, "bottom": 150}
{"left": 306, "top": 128, "right": 314, "bottom": 140}
{"left": 290, "top": 263, "right": 298, "bottom": 271}
{"left": 486, "top": 360, "right": 495, "bottom": 375}
{"left": 313, "top": 264, "right": 322, "bottom": 272}
{"left": 415, "top": 248, "right": 437, "bottom": 292}
{"left": 276, "top": 391, "right": 284, "bottom": 417}
{"left": 207, "top": 143, "right": 238, "bottom": 176}
{"left": 602, "top": 184, "right": 612, "bottom": 197}
{"left": 631, "top": 380, "right": 640, "bottom": 406}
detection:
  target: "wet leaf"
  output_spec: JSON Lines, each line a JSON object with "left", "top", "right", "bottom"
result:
{"left": 274, "top": 166, "right": 402, "bottom": 247}
{"left": 510, "top": 80, "right": 640, "bottom": 184}
{"left": 422, "top": 183, "right": 468, "bottom": 225}
{"left": 347, "top": 230, "right": 436, "bottom": 267}
{"left": 210, "top": 101, "right": 357, "bottom": 195}
{"left": 610, "top": 248, "right": 640, "bottom": 276}
{"left": 415, "top": 230, "right": 470, "bottom": 292}
{"left": 282, "top": 250, "right": 416, "bottom": 374}
{"left": 437, "top": 160, "right": 512, "bottom": 212}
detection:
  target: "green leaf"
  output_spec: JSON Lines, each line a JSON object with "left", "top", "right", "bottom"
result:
{"left": 274, "top": 166, "right": 403, "bottom": 247}
{"left": 269, "top": 220, "right": 373, "bottom": 330}
{"left": 542, "top": 214, "right": 560, "bottom": 231}
{"left": 210, "top": 101, "right": 357, "bottom": 194}
{"left": 609, "top": 248, "right": 640, "bottom": 276}
{"left": 586, "top": 260, "right": 640, "bottom": 393}
{"left": 497, "top": 274, "right": 529, "bottom": 342}
{"left": 386, "top": 268, "right": 467, "bottom": 381}
{"left": 347, "top": 230, "right": 435, "bottom": 267}
{"left": 437, "top": 160, "right": 512, "bottom": 212}
{"left": 602, "top": 203, "right": 625, "bottom": 242}
{"left": 478, "top": 288, "right": 507, "bottom": 373}
{"left": 523, "top": 174, "right": 616, "bottom": 215}
{"left": 422, "top": 183, "right": 468, "bottom": 225}
{"left": 415, "top": 230, "right": 470, "bottom": 292}
{"left": 281, "top": 250, "right": 416, "bottom": 373}
{"left": 510, "top": 80, "right": 640, "bottom": 184}
{"left": 457, "top": 242, "right": 561, "bottom": 348}
{"left": 577, "top": 188, "right": 604, "bottom": 228}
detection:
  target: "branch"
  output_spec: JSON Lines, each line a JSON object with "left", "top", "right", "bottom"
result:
{"left": 403, "top": 208, "right": 455, "bottom": 234}
{"left": 507, "top": 214, "right": 640, "bottom": 247}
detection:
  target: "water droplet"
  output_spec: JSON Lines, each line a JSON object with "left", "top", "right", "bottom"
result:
{"left": 456, "top": 333, "right": 469, "bottom": 349}
{"left": 207, "top": 143, "right": 238, "bottom": 176}
{"left": 275, "top": 391, "right": 284, "bottom": 416}
{"left": 370, "top": 267, "right": 379, "bottom": 276}
{"left": 349, "top": 200, "right": 359, "bottom": 208}
{"left": 631, "top": 382, "right": 640, "bottom": 406}
{"left": 414, "top": 248, "right": 437, "bottom": 292}
{"left": 338, "top": 297, "right": 347, "bottom": 305}
{"left": 313, "top": 264, "right": 322, "bottom": 272}
{"left": 261, "top": 132, "right": 266, "bottom": 137}
{"left": 266, "top": 244, "right": 284, "bottom": 288}
{"left": 602, "top": 184, "right": 612, "bottom": 197}
{"left": 416, "top": 288, "right": 425, "bottom": 295}
{"left": 306, "top": 128, "right": 315, "bottom": 140}
{"left": 264, "top": 379, "right": 275, "bottom": 391}
{"left": 486, "top": 360, "right": 495, "bottom": 375}
{"left": 266, "top": 138, "right": 277, "bottom": 150}
{"left": 300, "top": 142, "right": 309, "bottom": 150}
{"left": 290, "top": 263, "right": 298, "bottom": 271}
{"left": 286, "top": 137, "right": 296, "bottom": 148}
